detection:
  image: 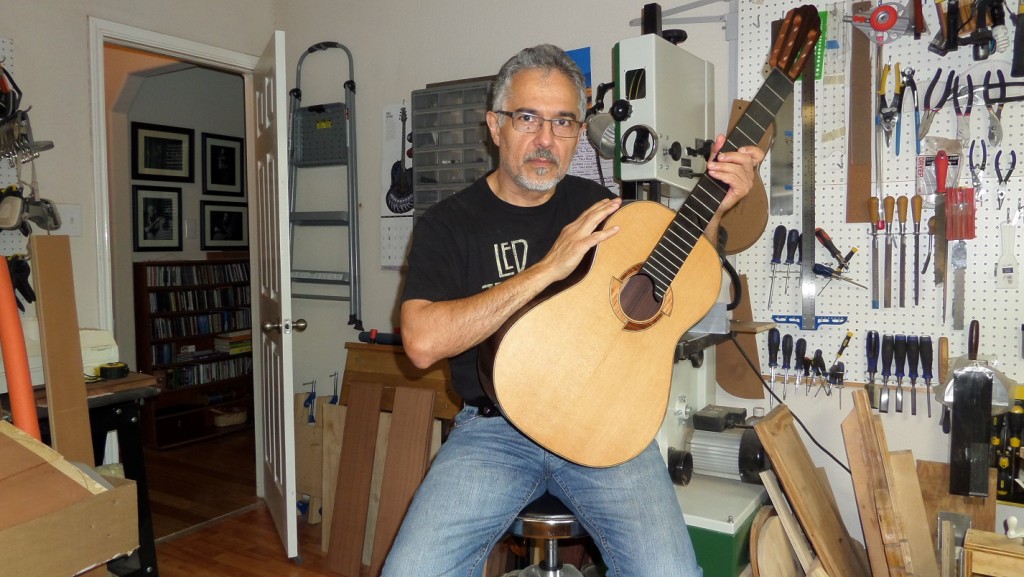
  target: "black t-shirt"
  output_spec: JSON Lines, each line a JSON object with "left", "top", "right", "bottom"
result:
{"left": 402, "top": 173, "right": 615, "bottom": 404}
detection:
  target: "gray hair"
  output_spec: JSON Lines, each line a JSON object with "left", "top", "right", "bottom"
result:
{"left": 492, "top": 44, "right": 587, "bottom": 120}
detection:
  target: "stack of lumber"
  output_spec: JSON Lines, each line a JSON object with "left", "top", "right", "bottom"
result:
{"left": 752, "top": 390, "right": 1000, "bottom": 577}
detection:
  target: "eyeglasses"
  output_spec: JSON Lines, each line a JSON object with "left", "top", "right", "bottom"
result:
{"left": 494, "top": 110, "right": 582, "bottom": 138}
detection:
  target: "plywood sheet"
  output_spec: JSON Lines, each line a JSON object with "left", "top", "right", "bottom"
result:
{"left": 915, "top": 459, "right": 997, "bottom": 547}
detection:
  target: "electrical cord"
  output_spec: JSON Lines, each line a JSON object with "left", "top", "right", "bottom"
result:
{"left": 728, "top": 332, "right": 852, "bottom": 475}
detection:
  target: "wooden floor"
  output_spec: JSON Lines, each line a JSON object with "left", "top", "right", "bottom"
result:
{"left": 156, "top": 504, "right": 334, "bottom": 576}
{"left": 145, "top": 429, "right": 260, "bottom": 539}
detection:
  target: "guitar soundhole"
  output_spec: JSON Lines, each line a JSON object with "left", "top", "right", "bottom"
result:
{"left": 620, "top": 273, "right": 662, "bottom": 322}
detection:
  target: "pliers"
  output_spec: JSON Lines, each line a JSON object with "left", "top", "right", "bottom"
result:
{"left": 954, "top": 74, "right": 974, "bottom": 149}
{"left": 919, "top": 68, "right": 955, "bottom": 142}
{"left": 984, "top": 69, "right": 1007, "bottom": 148}
{"left": 878, "top": 60, "right": 902, "bottom": 149}
{"left": 995, "top": 149, "right": 1015, "bottom": 210}
{"left": 899, "top": 67, "right": 917, "bottom": 156}
{"left": 969, "top": 139, "right": 988, "bottom": 204}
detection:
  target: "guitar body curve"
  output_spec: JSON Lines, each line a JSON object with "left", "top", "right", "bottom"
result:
{"left": 486, "top": 201, "right": 722, "bottom": 467}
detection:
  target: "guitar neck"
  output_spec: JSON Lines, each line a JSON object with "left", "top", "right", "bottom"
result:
{"left": 641, "top": 68, "right": 795, "bottom": 300}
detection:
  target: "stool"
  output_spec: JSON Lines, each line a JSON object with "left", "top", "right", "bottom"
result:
{"left": 508, "top": 493, "right": 587, "bottom": 577}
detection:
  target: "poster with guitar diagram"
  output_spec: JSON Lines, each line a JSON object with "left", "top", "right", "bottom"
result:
{"left": 380, "top": 102, "right": 414, "bottom": 269}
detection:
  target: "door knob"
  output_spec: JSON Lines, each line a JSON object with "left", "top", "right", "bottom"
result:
{"left": 261, "top": 319, "right": 308, "bottom": 333}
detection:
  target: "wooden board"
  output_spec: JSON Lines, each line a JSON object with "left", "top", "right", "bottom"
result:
{"left": 716, "top": 274, "right": 766, "bottom": 399}
{"left": 841, "top": 409, "right": 889, "bottom": 577}
{"left": 326, "top": 381, "right": 383, "bottom": 575}
{"left": 30, "top": 235, "right": 93, "bottom": 465}
{"left": 754, "top": 405, "right": 869, "bottom": 577}
{"left": 963, "top": 528, "right": 1024, "bottom": 577}
{"left": 320, "top": 403, "right": 346, "bottom": 552}
{"left": 760, "top": 470, "right": 815, "bottom": 573}
{"left": 889, "top": 450, "right": 940, "bottom": 576}
{"left": 368, "top": 387, "right": 437, "bottom": 577}
{"left": 915, "top": 459, "right": 997, "bottom": 547}
{"left": 342, "top": 343, "right": 460, "bottom": 419}
{"left": 294, "top": 393, "right": 323, "bottom": 500}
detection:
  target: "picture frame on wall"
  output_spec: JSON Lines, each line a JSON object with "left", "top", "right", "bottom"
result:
{"left": 133, "top": 185, "right": 182, "bottom": 252}
{"left": 131, "top": 122, "right": 195, "bottom": 182}
{"left": 201, "top": 201, "right": 248, "bottom": 250}
{"left": 202, "top": 133, "right": 245, "bottom": 197}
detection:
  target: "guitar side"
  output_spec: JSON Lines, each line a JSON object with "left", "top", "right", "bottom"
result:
{"left": 486, "top": 201, "right": 722, "bottom": 467}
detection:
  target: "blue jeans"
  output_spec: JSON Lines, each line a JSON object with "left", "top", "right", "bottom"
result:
{"left": 381, "top": 406, "right": 702, "bottom": 577}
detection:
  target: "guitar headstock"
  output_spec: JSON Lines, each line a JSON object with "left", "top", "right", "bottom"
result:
{"left": 768, "top": 5, "right": 822, "bottom": 82}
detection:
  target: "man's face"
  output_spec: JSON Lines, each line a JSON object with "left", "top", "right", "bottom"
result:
{"left": 486, "top": 68, "right": 583, "bottom": 195}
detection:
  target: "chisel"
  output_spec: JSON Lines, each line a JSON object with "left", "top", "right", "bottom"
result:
{"left": 912, "top": 194, "right": 923, "bottom": 305}
{"left": 894, "top": 334, "right": 907, "bottom": 413}
{"left": 880, "top": 334, "right": 895, "bottom": 413}
{"left": 884, "top": 195, "right": 896, "bottom": 308}
{"left": 907, "top": 335, "right": 920, "bottom": 415}
{"left": 897, "top": 195, "right": 909, "bottom": 307}
{"left": 921, "top": 335, "right": 934, "bottom": 418}
{"left": 866, "top": 330, "right": 880, "bottom": 409}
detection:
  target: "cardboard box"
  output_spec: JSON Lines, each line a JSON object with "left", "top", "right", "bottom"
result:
{"left": 0, "top": 421, "right": 138, "bottom": 576}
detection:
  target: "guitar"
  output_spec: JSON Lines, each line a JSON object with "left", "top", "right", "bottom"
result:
{"left": 385, "top": 106, "right": 413, "bottom": 214}
{"left": 479, "top": 6, "right": 821, "bottom": 468}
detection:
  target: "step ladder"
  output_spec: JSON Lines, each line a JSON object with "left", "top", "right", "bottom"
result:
{"left": 287, "top": 41, "right": 362, "bottom": 330}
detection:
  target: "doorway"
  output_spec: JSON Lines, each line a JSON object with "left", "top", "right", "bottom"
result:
{"left": 91, "top": 21, "right": 261, "bottom": 540}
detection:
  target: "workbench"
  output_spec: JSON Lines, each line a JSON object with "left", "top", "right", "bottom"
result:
{"left": 35, "top": 372, "right": 161, "bottom": 577}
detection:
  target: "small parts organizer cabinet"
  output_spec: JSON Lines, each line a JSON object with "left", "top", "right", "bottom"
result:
{"left": 133, "top": 258, "right": 253, "bottom": 448}
{"left": 411, "top": 79, "right": 495, "bottom": 216}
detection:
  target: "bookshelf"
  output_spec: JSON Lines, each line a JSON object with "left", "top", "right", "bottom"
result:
{"left": 133, "top": 258, "right": 254, "bottom": 448}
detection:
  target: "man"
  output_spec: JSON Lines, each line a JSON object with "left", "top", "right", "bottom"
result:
{"left": 383, "top": 44, "right": 764, "bottom": 577}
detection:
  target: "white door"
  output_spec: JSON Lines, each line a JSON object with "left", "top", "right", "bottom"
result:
{"left": 253, "top": 30, "right": 301, "bottom": 558}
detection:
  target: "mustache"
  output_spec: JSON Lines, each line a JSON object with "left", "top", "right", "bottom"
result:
{"left": 524, "top": 149, "right": 559, "bottom": 166}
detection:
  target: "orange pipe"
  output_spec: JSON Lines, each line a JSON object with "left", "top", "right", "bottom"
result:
{"left": 0, "top": 260, "right": 41, "bottom": 440}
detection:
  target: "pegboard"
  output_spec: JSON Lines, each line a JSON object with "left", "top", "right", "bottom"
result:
{"left": 0, "top": 37, "right": 25, "bottom": 257}
{"left": 732, "top": 1, "right": 1024, "bottom": 396}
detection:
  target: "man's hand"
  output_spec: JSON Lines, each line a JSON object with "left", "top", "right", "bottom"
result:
{"left": 705, "top": 134, "right": 765, "bottom": 214}
{"left": 534, "top": 197, "right": 621, "bottom": 284}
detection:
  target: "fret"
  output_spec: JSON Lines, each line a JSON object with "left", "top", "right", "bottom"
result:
{"left": 660, "top": 228, "right": 689, "bottom": 253}
{"left": 668, "top": 220, "right": 698, "bottom": 244}
{"left": 650, "top": 249, "right": 683, "bottom": 276}
{"left": 642, "top": 258, "right": 675, "bottom": 285}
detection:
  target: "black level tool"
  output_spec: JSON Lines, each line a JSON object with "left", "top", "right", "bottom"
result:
{"left": 866, "top": 330, "right": 880, "bottom": 409}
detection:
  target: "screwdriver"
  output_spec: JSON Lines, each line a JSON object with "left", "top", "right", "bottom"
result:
{"left": 894, "top": 334, "right": 907, "bottom": 413}
{"left": 783, "top": 229, "right": 800, "bottom": 294}
{"left": 812, "top": 349, "right": 829, "bottom": 395}
{"left": 768, "top": 225, "right": 786, "bottom": 309}
{"left": 815, "top": 227, "right": 849, "bottom": 269}
{"left": 767, "top": 327, "right": 780, "bottom": 405}
{"left": 803, "top": 353, "right": 813, "bottom": 395}
{"left": 794, "top": 337, "right": 807, "bottom": 396}
{"left": 830, "top": 361, "right": 846, "bottom": 409}
{"left": 907, "top": 335, "right": 920, "bottom": 416}
{"left": 781, "top": 333, "right": 794, "bottom": 401}
{"left": 880, "top": 334, "right": 895, "bottom": 413}
{"left": 866, "top": 330, "right": 880, "bottom": 409}
{"left": 921, "top": 336, "right": 934, "bottom": 418}
{"left": 832, "top": 330, "right": 854, "bottom": 367}
{"left": 812, "top": 263, "right": 868, "bottom": 290}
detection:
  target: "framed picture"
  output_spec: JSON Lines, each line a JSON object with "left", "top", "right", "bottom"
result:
{"left": 133, "top": 185, "right": 182, "bottom": 252}
{"left": 201, "top": 201, "right": 249, "bottom": 250}
{"left": 202, "top": 133, "right": 245, "bottom": 197}
{"left": 131, "top": 122, "right": 195, "bottom": 182}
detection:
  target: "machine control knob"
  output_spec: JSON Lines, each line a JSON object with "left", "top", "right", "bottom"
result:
{"left": 667, "top": 447, "right": 693, "bottom": 486}
{"left": 669, "top": 141, "right": 683, "bottom": 161}
{"left": 609, "top": 99, "right": 632, "bottom": 122}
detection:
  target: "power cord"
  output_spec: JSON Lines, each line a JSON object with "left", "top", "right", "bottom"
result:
{"left": 728, "top": 332, "right": 852, "bottom": 475}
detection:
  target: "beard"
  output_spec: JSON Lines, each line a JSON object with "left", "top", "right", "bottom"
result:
{"left": 508, "top": 149, "right": 564, "bottom": 192}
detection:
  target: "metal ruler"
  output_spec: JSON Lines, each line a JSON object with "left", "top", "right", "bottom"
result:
{"left": 800, "top": 38, "right": 817, "bottom": 330}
